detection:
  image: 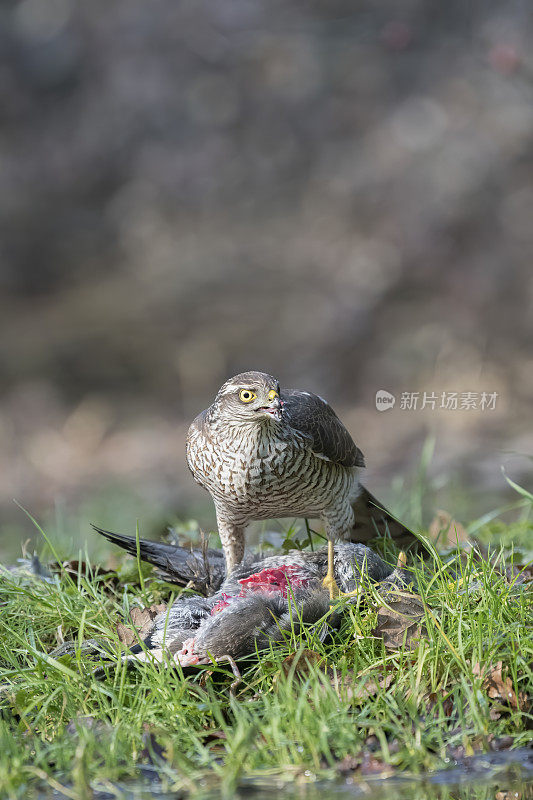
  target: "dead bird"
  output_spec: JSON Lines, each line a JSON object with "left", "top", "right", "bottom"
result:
{"left": 93, "top": 526, "right": 413, "bottom": 673}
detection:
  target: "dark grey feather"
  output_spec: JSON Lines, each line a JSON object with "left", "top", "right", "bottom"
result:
{"left": 190, "top": 590, "right": 336, "bottom": 661}
{"left": 91, "top": 524, "right": 241, "bottom": 594}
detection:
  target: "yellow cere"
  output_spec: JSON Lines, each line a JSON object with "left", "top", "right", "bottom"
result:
{"left": 268, "top": 390, "right": 279, "bottom": 400}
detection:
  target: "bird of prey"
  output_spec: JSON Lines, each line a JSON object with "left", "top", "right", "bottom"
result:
{"left": 186, "top": 371, "right": 417, "bottom": 597}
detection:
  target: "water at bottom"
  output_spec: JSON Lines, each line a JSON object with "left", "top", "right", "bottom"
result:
{"left": 40, "top": 747, "right": 533, "bottom": 800}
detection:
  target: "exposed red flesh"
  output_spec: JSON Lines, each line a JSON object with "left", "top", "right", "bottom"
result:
{"left": 239, "top": 564, "right": 308, "bottom": 595}
{"left": 182, "top": 565, "right": 312, "bottom": 664}
{"left": 210, "top": 565, "right": 310, "bottom": 616}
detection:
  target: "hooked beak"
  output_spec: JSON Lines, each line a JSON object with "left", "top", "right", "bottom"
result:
{"left": 257, "top": 392, "right": 282, "bottom": 421}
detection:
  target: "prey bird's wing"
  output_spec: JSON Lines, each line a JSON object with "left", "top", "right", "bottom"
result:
{"left": 281, "top": 390, "right": 365, "bottom": 468}
{"left": 91, "top": 525, "right": 227, "bottom": 594}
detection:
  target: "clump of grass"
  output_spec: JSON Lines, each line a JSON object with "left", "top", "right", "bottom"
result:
{"left": 0, "top": 511, "right": 532, "bottom": 800}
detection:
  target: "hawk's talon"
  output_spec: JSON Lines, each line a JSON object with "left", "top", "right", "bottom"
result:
{"left": 322, "top": 540, "right": 360, "bottom": 600}
{"left": 322, "top": 571, "right": 340, "bottom": 600}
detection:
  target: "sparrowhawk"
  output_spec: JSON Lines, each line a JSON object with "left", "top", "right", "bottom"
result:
{"left": 186, "top": 371, "right": 416, "bottom": 596}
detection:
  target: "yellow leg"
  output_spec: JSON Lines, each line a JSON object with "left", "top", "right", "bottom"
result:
{"left": 322, "top": 543, "right": 408, "bottom": 601}
{"left": 322, "top": 540, "right": 340, "bottom": 599}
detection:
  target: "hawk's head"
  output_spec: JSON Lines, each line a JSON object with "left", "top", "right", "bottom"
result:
{"left": 212, "top": 371, "right": 282, "bottom": 423}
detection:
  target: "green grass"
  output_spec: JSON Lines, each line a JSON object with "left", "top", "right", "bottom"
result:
{"left": 0, "top": 507, "right": 532, "bottom": 800}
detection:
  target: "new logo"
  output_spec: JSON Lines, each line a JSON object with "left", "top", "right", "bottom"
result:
{"left": 375, "top": 390, "right": 396, "bottom": 411}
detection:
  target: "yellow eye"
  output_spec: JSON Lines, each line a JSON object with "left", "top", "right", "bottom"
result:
{"left": 239, "top": 389, "right": 257, "bottom": 403}
{"left": 268, "top": 390, "right": 279, "bottom": 401}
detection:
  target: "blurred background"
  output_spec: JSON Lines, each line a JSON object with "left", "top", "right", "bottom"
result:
{"left": 1, "top": 0, "right": 532, "bottom": 558}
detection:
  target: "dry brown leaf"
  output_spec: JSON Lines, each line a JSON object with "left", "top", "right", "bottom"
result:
{"left": 496, "top": 788, "right": 526, "bottom": 800}
{"left": 372, "top": 591, "right": 427, "bottom": 651}
{"left": 335, "top": 751, "right": 394, "bottom": 778}
{"left": 445, "top": 733, "right": 516, "bottom": 763}
{"left": 280, "top": 649, "right": 323, "bottom": 677}
{"left": 490, "top": 735, "right": 515, "bottom": 751}
{"left": 423, "top": 690, "right": 454, "bottom": 718}
{"left": 472, "top": 661, "right": 529, "bottom": 711}
{"left": 429, "top": 510, "right": 468, "bottom": 546}
{"left": 336, "top": 754, "right": 361, "bottom": 775}
{"left": 504, "top": 563, "right": 533, "bottom": 585}
{"left": 335, "top": 670, "right": 394, "bottom": 703}
{"left": 359, "top": 752, "right": 395, "bottom": 777}
{"left": 116, "top": 604, "right": 166, "bottom": 647}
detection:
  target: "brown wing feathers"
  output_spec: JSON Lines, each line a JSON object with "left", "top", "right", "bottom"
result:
{"left": 281, "top": 391, "right": 365, "bottom": 468}
{"left": 281, "top": 390, "right": 421, "bottom": 551}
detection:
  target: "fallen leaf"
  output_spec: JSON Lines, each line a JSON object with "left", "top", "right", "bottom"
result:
{"left": 372, "top": 591, "right": 427, "bottom": 651}
{"left": 335, "top": 670, "right": 394, "bottom": 702}
{"left": 423, "top": 690, "right": 454, "bottom": 718}
{"left": 359, "top": 752, "right": 395, "bottom": 777}
{"left": 504, "top": 563, "right": 533, "bottom": 585}
{"left": 335, "top": 750, "right": 395, "bottom": 778}
{"left": 472, "top": 661, "right": 529, "bottom": 712}
{"left": 447, "top": 734, "right": 518, "bottom": 768}
{"left": 116, "top": 604, "right": 166, "bottom": 647}
{"left": 281, "top": 649, "right": 323, "bottom": 677}
{"left": 429, "top": 510, "right": 468, "bottom": 546}
{"left": 336, "top": 754, "right": 361, "bottom": 775}
{"left": 446, "top": 744, "right": 467, "bottom": 761}
{"left": 490, "top": 735, "right": 514, "bottom": 751}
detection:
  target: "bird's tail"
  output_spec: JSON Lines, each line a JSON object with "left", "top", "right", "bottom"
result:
{"left": 91, "top": 525, "right": 226, "bottom": 594}
{"left": 349, "top": 486, "right": 427, "bottom": 554}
